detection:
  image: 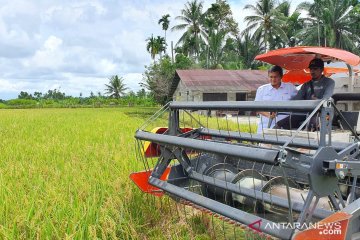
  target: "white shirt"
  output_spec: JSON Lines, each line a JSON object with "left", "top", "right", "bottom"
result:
{"left": 255, "top": 82, "right": 297, "bottom": 133}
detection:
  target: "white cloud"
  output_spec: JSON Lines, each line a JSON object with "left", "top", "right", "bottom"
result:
{"left": 42, "top": 1, "right": 107, "bottom": 26}
{"left": 23, "top": 35, "right": 64, "bottom": 69}
{"left": 44, "top": 35, "right": 62, "bottom": 51}
{"left": 98, "top": 59, "right": 117, "bottom": 75}
{"left": 123, "top": 73, "right": 143, "bottom": 91}
{"left": 0, "top": 79, "right": 27, "bottom": 92}
{"left": 0, "top": 0, "right": 314, "bottom": 100}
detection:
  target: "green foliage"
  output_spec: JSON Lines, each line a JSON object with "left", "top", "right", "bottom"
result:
{"left": 172, "top": 0, "right": 242, "bottom": 68}
{"left": 206, "top": 30, "right": 227, "bottom": 68}
{"left": 204, "top": 0, "right": 239, "bottom": 36}
{"left": 258, "top": 64, "right": 271, "bottom": 70}
{"left": 16, "top": 89, "right": 66, "bottom": 102}
{"left": 243, "top": 0, "right": 288, "bottom": 52}
{"left": 166, "top": 0, "right": 360, "bottom": 72}
{"left": 3, "top": 89, "right": 156, "bottom": 109}
{"left": 222, "top": 61, "right": 243, "bottom": 70}
{"left": 33, "top": 91, "right": 43, "bottom": 100}
{"left": 146, "top": 35, "right": 167, "bottom": 61}
{"left": 297, "top": 0, "right": 359, "bottom": 52}
{"left": 43, "top": 89, "right": 66, "bottom": 100}
{"left": 158, "top": 14, "right": 170, "bottom": 32}
{"left": 142, "top": 55, "right": 194, "bottom": 104}
{"left": 104, "top": 75, "right": 128, "bottom": 99}
{"left": 175, "top": 53, "right": 194, "bottom": 69}
{"left": 6, "top": 99, "right": 38, "bottom": 106}
{"left": 18, "top": 91, "right": 34, "bottom": 100}
{"left": 202, "top": 1, "right": 239, "bottom": 68}
{"left": 158, "top": 14, "right": 171, "bottom": 41}
{"left": 0, "top": 103, "right": 7, "bottom": 109}
{"left": 171, "top": 0, "right": 208, "bottom": 59}
{"left": 118, "top": 93, "right": 157, "bottom": 107}
{"left": 143, "top": 56, "right": 176, "bottom": 104}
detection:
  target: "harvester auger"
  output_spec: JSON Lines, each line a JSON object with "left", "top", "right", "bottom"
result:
{"left": 131, "top": 47, "right": 360, "bottom": 240}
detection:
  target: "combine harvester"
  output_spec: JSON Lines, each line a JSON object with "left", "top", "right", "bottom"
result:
{"left": 131, "top": 47, "right": 360, "bottom": 239}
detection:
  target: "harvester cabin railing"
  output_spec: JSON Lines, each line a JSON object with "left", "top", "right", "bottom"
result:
{"left": 135, "top": 130, "right": 279, "bottom": 164}
{"left": 169, "top": 100, "right": 322, "bottom": 112}
{"left": 197, "top": 128, "right": 351, "bottom": 151}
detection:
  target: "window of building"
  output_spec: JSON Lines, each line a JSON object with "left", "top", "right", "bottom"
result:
{"left": 203, "top": 93, "right": 227, "bottom": 101}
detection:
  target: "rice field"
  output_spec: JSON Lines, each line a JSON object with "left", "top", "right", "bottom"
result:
{"left": 0, "top": 107, "right": 262, "bottom": 240}
{"left": 0, "top": 108, "right": 219, "bottom": 239}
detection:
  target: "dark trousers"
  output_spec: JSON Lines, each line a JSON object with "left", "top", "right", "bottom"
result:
{"left": 275, "top": 114, "right": 318, "bottom": 131}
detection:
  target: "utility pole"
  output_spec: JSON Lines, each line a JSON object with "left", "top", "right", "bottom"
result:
{"left": 171, "top": 41, "right": 174, "bottom": 63}
{"left": 207, "top": 45, "right": 209, "bottom": 69}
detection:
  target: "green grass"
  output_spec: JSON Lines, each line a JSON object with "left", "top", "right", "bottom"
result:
{"left": 0, "top": 108, "right": 261, "bottom": 239}
{"left": 0, "top": 108, "right": 216, "bottom": 239}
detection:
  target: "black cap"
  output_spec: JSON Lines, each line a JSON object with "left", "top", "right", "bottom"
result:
{"left": 308, "top": 58, "right": 324, "bottom": 69}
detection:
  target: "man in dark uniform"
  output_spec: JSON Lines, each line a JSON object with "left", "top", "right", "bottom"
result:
{"left": 275, "top": 58, "right": 335, "bottom": 130}
{"left": 292, "top": 58, "right": 335, "bottom": 100}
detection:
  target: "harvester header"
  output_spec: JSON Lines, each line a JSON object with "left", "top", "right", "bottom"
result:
{"left": 131, "top": 47, "right": 360, "bottom": 239}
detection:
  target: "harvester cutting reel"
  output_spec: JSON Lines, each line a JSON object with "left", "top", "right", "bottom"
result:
{"left": 131, "top": 97, "right": 360, "bottom": 240}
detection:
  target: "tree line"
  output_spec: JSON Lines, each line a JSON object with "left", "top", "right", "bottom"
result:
{"left": 0, "top": 75, "right": 156, "bottom": 108}
{"left": 142, "top": 0, "right": 360, "bottom": 104}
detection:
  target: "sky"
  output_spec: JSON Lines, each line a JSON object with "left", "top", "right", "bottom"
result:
{"left": 0, "top": 0, "right": 308, "bottom": 100}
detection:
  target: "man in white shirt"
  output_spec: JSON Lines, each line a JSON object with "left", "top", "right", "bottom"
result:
{"left": 255, "top": 66, "right": 297, "bottom": 133}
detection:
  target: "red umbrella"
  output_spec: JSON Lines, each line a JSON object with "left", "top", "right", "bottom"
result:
{"left": 282, "top": 67, "right": 359, "bottom": 85}
{"left": 255, "top": 46, "right": 360, "bottom": 70}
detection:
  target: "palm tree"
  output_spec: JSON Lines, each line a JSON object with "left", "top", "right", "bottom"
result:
{"left": 298, "top": 0, "right": 359, "bottom": 51}
{"left": 105, "top": 75, "right": 128, "bottom": 99}
{"left": 354, "top": 3, "right": 360, "bottom": 53}
{"left": 207, "top": 30, "right": 226, "bottom": 68}
{"left": 158, "top": 14, "right": 170, "bottom": 42}
{"left": 156, "top": 36, "right": 167, "bottom": 57}
{"left": 146, "top": 35, "right": 159, "bottom": 61}
{"left": 174, "top": 36, "right": 197, "bottom": 56}
{"left": 204, "top": 0, "right": 239, "bottom": 36}
{"left": 236, "top": 33, "right": 263, "bottom": 69}
{"left": 243, "top": 0, "right": 288, "bottom": 52}
{"left": 171, "top": 0, "right": 208, "bottom": 59}
{"left": 275, "top": 1, "right": 304, "bottom": 47}
{"left": 296, "top": 1, "right": 324, "bottom": 46}
{"left": 146, "top": 35, "right": 167, "bottom": 61}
